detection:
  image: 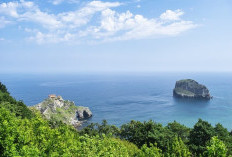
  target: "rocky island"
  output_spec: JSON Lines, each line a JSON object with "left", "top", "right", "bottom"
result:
{"left": 173, "top": 79, "right": 212, "bottom": 100}
{"left": 32, "top": 94, "right": 92, "bottom": 128}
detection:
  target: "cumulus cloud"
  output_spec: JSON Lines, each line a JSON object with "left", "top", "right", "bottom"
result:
{"left": 0, "top": 0, "right": 197, "bottom": 44}
{"left": 82, "top": 8, "right": 196, "bottom": 42}
{"left": 0, "top": 1, "right": 62, "bottom": 29}
{"left": 160, "top": 9, "right": 184, "bottom": 21}
{"left": 58, "top": 1, "right": 121, "bottom": 28}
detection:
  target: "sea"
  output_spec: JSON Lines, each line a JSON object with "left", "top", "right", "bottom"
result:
{"left": 1, "top": 72, "right": 232, "bottom": 130}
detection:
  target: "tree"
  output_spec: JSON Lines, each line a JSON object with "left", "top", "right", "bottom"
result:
{"left": 80, "top": 120, "right": 120, "bottom": 137}
{"left": 120, "top": 120, "right": 146, "bottom": 147}
{"left": 120, "top": 120, "right": 174, "bottom": 152}
{"left": 205, "top": 136, "right": 227, "bottom": 157}
{"left": 166, "top": 136, "right": 191, "bottom": 157}
{"left": 189, "top": 119, "right": 214, "bottom": 155}
{"left": 0, "top": 82, "right": 9, "bottom": 94}
{"left": 97, "top": 120, "right": 120, "bottom": 137}
{"left": 0, "top": 82, "right": 34, "bottom": 119}
{"left": 0, "top": 108, "right": 18, "bottom": 156}
{"left": 214, "top": 123, "right": 229, "bottom": 141}
{"left": 138, "top": 143, "right": 163, "bottom": 157}
{"left": 166, "top": 121, "right": 190, "bottom": 144}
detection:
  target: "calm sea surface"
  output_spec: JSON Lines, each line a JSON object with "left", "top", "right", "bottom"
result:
{"left": 1, "top": 73, "right": 232, "bottom": 130}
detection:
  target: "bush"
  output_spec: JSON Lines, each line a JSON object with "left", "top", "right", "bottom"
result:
{"left": 204, "top": 136, "right": 227, "bottom": 157}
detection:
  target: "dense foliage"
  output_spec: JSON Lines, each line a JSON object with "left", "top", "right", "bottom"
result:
{"left": 0, "top": 107, "right": 140, "bottom": 156}
{"left": 0, "top": 82, "right": 232, "bottom": 156}
{"left": 0, "top": 82, "right": 33, "bottom": 119}
{"left": 205, "top": 136, "right": 227, "bottom": 157}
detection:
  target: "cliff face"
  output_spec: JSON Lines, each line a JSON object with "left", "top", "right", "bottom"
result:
{"left": 33, "top": 96, "right": 92, "bottom": 128}
{"left": 173, "top": 79, "right": 211, "bottom": 99}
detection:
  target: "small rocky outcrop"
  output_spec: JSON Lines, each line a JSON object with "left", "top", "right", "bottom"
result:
{"left": 76, "top": 107, "right": 92, "bottom": 120}
{"left": 173, "top": 79, "right": 212, "bottom": 99}
{"left": 32, "top": 95, "right": 92, "bottom": 128}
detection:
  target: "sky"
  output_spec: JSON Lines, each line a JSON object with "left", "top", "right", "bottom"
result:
{"left": 0, "top": 0, "right": 232, "bottom": 74}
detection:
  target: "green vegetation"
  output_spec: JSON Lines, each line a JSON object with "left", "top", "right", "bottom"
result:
{"left": 0, "top": 82, "right": 33, "bottom": 119}
{"left": 0, "top": 82, "right": 9, "bottom": 94}
{"left": 0, "top": 107, "right": 140, "bottom": 156}
{"left": 205, "top": 136, "right": 227, "bottom": 157}
{"left": 0, "top": 82, "right": 232, "bottom": 156}
{"left": 31, "top": 98, "right": 81, "bottom": 125}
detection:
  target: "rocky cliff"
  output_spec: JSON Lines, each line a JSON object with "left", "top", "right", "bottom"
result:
{"left": 32, "top": 95, "right": 92, "bottom": 128}
{"left": 173, "top": 79, "right": 211, "bottom": 99}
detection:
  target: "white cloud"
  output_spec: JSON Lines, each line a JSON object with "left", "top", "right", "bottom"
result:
{"left": 0, "top": 0, "right": 121, "bottom": 30}
{"left": 160, "top": 9, "right": 184, "bottom": 21}
{"left": 57, "top": 1, "right": 121, "bottom": 28}
{"left": 100, "top": 9, "right": 133, "bottom": 32}
{"left": 0, "top": 1, "right": 19, "bottom": 17}
{"left": 0, "top": 1, "right": 62, "bottom": 29}
{"left": 0, "top": 0, "right": 197, "bottom": 44}
{"left": 23, "top": 10, "right": 62, "bottom": 29}
{"left": 82, "top": 9, "right": 196, "bottom": 42}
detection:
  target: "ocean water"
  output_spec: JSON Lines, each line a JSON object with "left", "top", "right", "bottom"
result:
{"left": 1, "top": 73, "right": 232, "bottom": 130}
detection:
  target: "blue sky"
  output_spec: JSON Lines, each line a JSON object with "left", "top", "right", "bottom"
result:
{"left": 0, "top": 0, "right": 232, "bottom": 73}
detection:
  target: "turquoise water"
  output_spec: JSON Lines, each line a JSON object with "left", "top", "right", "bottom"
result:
{"left": 1, "top": 73, "right": 232, "bottom": 130}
